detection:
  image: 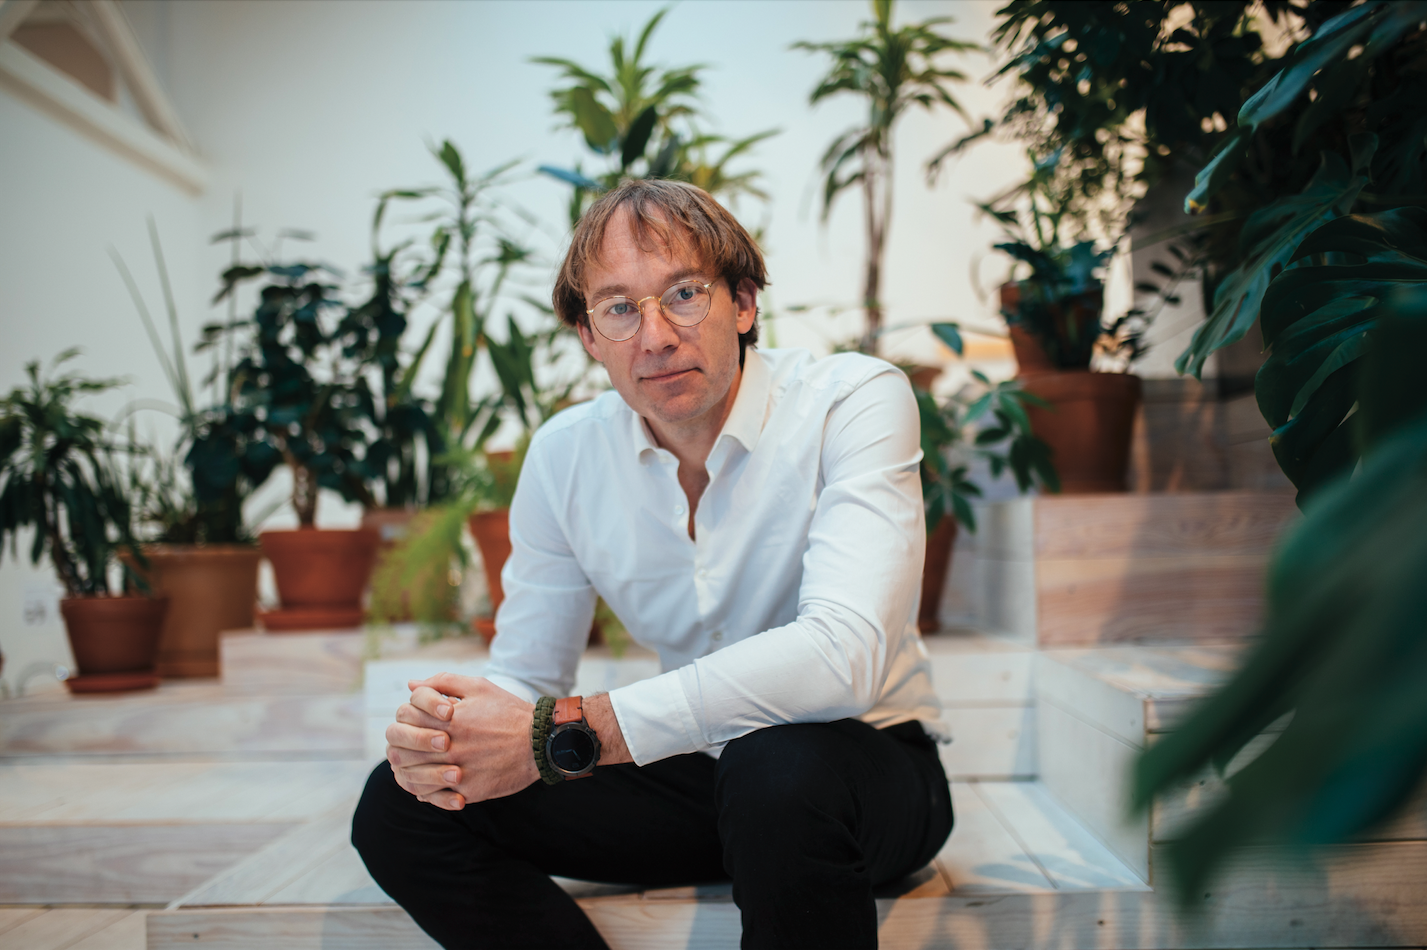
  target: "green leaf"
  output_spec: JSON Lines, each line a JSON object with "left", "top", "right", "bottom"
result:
{"left": 1185, "top": 129, "right": 1249, "bottom": 214}
{"left": 622, "top": 104, "right": 659, "bottom": 171}
{"left": 930, "top": 322, "right": 963, "bottom": 356}
{"left": 570, "top": 86, "right": 618, "bottom": 155}
{"left": 1176, "top": 153, "right": 1366, "bottom": 378}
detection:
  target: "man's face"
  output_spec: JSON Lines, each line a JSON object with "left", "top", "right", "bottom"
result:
{"left": 576, "top": 210, "right": 757, "bottom": 435}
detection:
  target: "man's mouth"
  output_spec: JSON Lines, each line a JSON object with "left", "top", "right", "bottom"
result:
{"left": 642, "top": 367, "right": 696, "bottom": 382}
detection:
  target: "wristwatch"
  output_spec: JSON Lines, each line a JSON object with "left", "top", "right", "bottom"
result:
{"left": 545, "top": 695, "right": 602, "bottom": 780}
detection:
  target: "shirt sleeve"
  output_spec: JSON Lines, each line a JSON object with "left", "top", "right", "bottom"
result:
{"left": 608, "top": 367, "right": 926, "bottom": 764}
{"left": 481, "top": 438, "right": 598, "bottom": 703}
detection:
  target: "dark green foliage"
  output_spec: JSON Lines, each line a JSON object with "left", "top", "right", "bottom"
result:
{"left": 375, "top": 143, "right": 539, "bottom": 500}
{"left": 201, "top": 260, "right": 374, "bottom": 527}
{"left": 534, "top": 7, "right": 776, "bottom": 225}
{"left": 1131, "top": 4, "right": 1427, "bottom": 906}
{"left": 915, "top": 342, "right": 1058, "bottom": 534}
{"left": 1175, "top": 0, "right": 1427, "bottom": 378}
{"left": 0, "top": 352, "right": 140, "bottom": 596}
{"left": 985, "top": 1, "right": 1303, "bottom": 238}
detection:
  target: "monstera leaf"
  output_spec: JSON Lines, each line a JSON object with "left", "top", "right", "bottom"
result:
{"left": 1256, "top": 209, "right": 1427, "bottom": 498}
{"left": 1176, "top": 153, "right": 1367, "bottom": 377}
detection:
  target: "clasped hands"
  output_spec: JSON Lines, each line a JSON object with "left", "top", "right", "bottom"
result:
{"left": 385, "top": 673, "right": 540, "bottom": 811}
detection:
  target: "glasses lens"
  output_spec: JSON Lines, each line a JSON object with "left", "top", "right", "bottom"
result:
{"left": 661, "top": 281, "right": 712, "bottom": 326}
{"left": 592, "top": 298, "right": 641, "bottom": 341}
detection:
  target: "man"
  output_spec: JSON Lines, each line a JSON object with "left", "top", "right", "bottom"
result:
{"left": 353, "top": 179, "right": 952, "bottom": 950}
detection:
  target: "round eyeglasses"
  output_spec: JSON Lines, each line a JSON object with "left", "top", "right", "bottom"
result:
{"left": 586, "top": 279, "right": 715, "bottom": 342}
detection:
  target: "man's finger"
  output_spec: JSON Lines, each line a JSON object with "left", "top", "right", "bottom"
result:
{"left": 408, "top": 671, "right": 487, "bottom": 701}
{"left": 407, "top": 687, "right": 455, "bottom": 722}
{"left": 417, "top": 790, "right": 466, "bottom": 811}
{"left": 396, "top": 700, "right": 449, "bottom": 729}
{"left": 398, "top": 763, "right": 463, "bottom": 788}
{"left": 386, "top": 721, "right": 451, "bottom": 753}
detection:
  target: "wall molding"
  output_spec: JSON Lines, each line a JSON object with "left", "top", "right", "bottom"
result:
{"left": 0, "top": 0, "right": 206, "bottom": 194}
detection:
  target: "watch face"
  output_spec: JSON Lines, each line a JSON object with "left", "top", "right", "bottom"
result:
{"left": 549, "top": 727, "right": 597, "bottom": 774}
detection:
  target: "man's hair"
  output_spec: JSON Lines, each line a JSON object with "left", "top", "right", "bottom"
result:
{"left": 552, "top": 179, "right": 767, "bottom": 363}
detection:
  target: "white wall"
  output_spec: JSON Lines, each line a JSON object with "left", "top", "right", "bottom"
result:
{"left": 1, "top": 0, "right": 1126, "bottom": 687}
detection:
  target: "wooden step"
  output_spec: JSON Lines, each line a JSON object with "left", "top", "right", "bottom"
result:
{"left": 1037, "top": 644, "right": 1427, "bottom": 890}
{"left": 147, "top": 780, "right": 1148, "bottom": 949}
{"left": 953, "top": 492, "right": 1298, "bottom": 645}
{"left": 0, "top": 759, "right": 371, "bottom": 903}
{"left": 0, "top": 682, "right": 363, "bottom": 758}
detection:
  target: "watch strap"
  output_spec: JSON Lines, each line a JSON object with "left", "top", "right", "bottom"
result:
{"left": 553, "top": 695, "right": 584, "bottom": 726}
{"left": 531, "top": 696, "right": 561, "bottom": 786}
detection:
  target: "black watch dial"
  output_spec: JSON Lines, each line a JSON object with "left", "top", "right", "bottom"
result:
{"left": 548, "top": 727, "right": 597, "bottom": 774}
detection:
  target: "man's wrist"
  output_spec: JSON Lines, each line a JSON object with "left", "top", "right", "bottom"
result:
{"left": 531, "top": 696, "right": 562, "bottom": 785}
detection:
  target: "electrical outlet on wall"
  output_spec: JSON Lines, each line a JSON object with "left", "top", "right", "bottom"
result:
{"left": 22, "top": 581, "right": 62, "bottom": 626}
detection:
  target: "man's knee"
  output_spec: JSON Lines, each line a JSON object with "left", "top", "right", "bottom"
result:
{"left": 715, "top": 722, "right": 859, "bottom": 834}
{"left": 351, "top": 761, "right": 427, "bottom": 868}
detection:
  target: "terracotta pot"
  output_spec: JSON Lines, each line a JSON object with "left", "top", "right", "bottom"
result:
{"left": 60, "top": 595, "right": 168, "bottom": 678}
{"left": 1000, "top": 282, "right": 1104, "bottom": 375}
{"left": 919, "top": 516, "right": 959, "bottom": 634}
{"left": 468, "top": 509, "right": 512, "bottom": 644}
{"left": 129, "top": 545, "right": 260, "bottom": 677}
{"left": 258, "top": 527, "right": 380, "bottom": 631}
{"left": 1021, "top": 371, "right": 1143, "bottom": 493}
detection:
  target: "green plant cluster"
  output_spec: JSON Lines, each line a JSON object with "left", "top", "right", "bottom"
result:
{"left": 917, "top": 324, "right": 1059, "bottom": 534}
{"left": 0, "top": 352, "right": 141, "bottom": 597}
{"left": 534, "top": 8, "right": 777, "bottom": 226}
{"left": 1128, "top": 0, "right": 1427, "bottom": 903}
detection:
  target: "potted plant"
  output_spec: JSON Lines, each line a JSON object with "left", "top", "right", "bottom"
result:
{"left": 980, "top": 185, "right": 1145, "bottom": 493}
{"left": 111, "top": 220, "right": 266, "bottom": 675}
{"left": 914, "top": 325, "right": 1059, "bottom": 631}
{"left": 203, "top": 245, "right": 381, "bottom": 631}
{"left": 0, "top": 351, "right": 166, "bottom": 692}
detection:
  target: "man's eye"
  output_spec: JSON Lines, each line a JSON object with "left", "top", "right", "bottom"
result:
{"left": 676, "top": 288, "right": 695, "bottom": 301}
{"left": 608, "top": 302, "right": 631, "bottom": 315}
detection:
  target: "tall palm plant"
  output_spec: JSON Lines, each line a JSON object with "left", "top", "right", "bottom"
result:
{"left": 534, "top": 7, "right": 776, "bottom": 225}
{"left": 796, "top": 0, "right": 978, "bottom": 354}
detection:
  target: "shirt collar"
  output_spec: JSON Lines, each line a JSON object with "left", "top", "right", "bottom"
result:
{"left": 629, "top": 348, "right": 772, "bottom": 462}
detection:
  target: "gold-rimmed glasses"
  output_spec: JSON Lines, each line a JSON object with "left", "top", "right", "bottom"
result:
{"left": 586, "top": 279, "right": 716, "bottom": 342}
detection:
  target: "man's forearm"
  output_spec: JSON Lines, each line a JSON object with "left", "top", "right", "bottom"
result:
{"left": 584, "top": 692, "right": 631, "bottom": 766}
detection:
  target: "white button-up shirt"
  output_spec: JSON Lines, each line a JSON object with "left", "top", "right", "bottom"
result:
{"left": 483, "top": 347, "right": 944, "bottom": 765}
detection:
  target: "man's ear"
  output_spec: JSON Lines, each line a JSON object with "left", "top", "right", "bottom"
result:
{"left": 576, "top": 320, "right": 605, "bottom": 363}
{"left": 734, "top": 278, "right": 758, "bottom": 335}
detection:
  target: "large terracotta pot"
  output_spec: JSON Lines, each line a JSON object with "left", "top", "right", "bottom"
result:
{"left": 468, "top": 509, "right": 511, "bottom": 644}
{"left": 258, "top": 527, "right": 380, "bottom": 631}
{"left": 1021, "top": 371, "right": 1143, "bottom": 493}
{"left": 59, "top": 594, "right": 168, "bottom": 692}
{"left": 1000, "top": 282, "right": 1104, "bottom": 375}
{"left": 919, "top": 516, "right": 959, "bottom": 634}
{"left": 132, "top": 545, "right": 261, "bottom": 677}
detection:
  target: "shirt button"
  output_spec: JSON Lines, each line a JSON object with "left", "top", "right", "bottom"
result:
{"left": 711, "top": 630, "right": 723, "bottom": 642}
{"left": 674, "top": 505, "right": 685, "bottom": 516}
{"left": 697, "top": 568, "right": 707, "bottom": 578}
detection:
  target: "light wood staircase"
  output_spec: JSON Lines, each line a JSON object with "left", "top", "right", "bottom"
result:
{"left": 4, "top": 490, "right": 1423, "bottom": 948}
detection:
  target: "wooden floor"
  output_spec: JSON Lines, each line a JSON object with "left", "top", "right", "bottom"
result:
{"left": 0, "top": 907, "right": 147, "bottom": 950}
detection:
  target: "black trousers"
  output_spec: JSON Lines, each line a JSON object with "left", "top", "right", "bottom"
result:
{"left": 351, "top": 718, "right": 953, "bottom": 950}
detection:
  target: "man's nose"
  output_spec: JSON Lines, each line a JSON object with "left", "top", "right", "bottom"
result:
{"left": 636, "top": 299, "right": 680, "bottom": 350}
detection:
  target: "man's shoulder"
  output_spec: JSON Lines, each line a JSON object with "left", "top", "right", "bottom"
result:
{"left": 761, "top": 347, "right": 908, "bottom": 399}
{"left": 526, "top": 389, "right": 631, "bottom": 463}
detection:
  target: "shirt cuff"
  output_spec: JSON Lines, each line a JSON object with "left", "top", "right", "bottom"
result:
{"left": 608, "top": 670, "right": 703, "bottom": 765}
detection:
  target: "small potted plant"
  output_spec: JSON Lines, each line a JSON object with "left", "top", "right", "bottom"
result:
{"left": 981, "top": 188, "right": 1144, "bottom": 493}
{"left": 914, "top": 325, "right": 1059, "bottom": 631}
{"left": 203, "top": 248, "right": 381, "bottom": 631}
{"left": 112, "top": 221, "right": 266, "bottom": 675}
{"left": 0, "top": 351, "right": 167, "bottom": 691}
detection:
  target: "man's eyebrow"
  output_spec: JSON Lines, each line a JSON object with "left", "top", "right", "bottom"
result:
{"left": 587, "top": 266, "right": 710, "bottom": 302}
